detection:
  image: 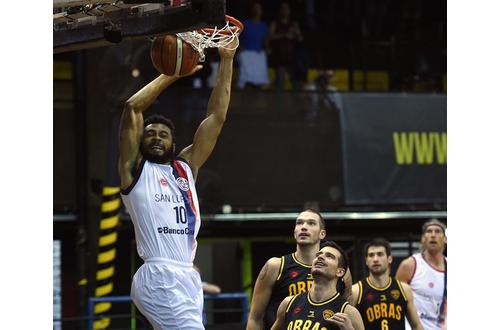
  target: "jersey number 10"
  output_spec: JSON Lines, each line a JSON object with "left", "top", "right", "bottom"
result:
{"left": 173, "top": 206, "right": 187, "bottom": 224}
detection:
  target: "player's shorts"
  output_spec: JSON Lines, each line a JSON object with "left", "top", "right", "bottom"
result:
{"left": 131, "top": 258, "right": 204, "bottom": 330}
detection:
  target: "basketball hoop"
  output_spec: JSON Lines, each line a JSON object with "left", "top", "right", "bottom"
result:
{"left": 176, "top": 15, "right": 244, "bottom": 62}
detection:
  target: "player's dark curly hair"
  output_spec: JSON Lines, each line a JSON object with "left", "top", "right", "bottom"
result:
{"left": 320, "top": 240, "right": 349, "bottom": 296}
{"left": 144, "top": 114, "right": 176, "bottom": 143}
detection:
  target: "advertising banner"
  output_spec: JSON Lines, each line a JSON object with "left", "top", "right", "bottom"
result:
{"left": 340, "top": 93, "right": 446, "bottom": 205}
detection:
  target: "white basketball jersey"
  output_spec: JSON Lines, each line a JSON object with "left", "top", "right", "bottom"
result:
{"left": 121, "top": 159, "right": 201, "bottom": 263}
{"left": 406, "top": 253, "right": 446, "bottom": 330}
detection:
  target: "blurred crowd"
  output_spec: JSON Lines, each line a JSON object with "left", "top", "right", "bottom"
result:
{"left": 211, "top": 0, "right": 446, "bottom": 93}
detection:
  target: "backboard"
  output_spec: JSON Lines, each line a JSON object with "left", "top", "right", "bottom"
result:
{"left": 54, "top": 0, "right": 226, "bottom": 53}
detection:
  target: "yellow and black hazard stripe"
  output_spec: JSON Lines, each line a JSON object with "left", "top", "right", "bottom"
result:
{"left": 93, "top": 186, "right": 121, "bottom": 330}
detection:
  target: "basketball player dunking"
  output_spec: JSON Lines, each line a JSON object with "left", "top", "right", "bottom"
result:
{"left": 119, "top": 37, "right": 239, "bottom": 329}
{"left": 247, "top": 209, "right": 353, "bottom": 330}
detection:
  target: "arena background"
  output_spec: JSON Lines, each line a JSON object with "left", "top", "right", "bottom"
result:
{"left": 53, "top": 0, "right": 446, "bottom": 329}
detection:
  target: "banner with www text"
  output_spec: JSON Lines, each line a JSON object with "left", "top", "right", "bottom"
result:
{"left": 339, "top": 93, "right": 446, "bottom": 205}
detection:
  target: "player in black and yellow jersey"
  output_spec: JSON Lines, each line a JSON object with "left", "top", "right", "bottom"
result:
{"left": 246, "top": 210, "right": 353, "bottom": 330}
{"left": 352, "top": 239, "right": 422, "bottom": 330}
{"left": 264, "top": 252, "right": 314, "bottom": 323}
{"left": 272, "top": 241, "right": 364, "bottom": 330}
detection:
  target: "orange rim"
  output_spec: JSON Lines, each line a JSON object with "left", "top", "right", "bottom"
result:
{"left": 199, "top": 15, "right": 244, "bottom": 35}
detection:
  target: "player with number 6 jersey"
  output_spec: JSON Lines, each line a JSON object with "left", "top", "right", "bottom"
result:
{"left": 352, "top": 239, "right": 423, "bottom": 330}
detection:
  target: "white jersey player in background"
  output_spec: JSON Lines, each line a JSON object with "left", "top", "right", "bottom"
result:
{"left": 119, "top": 37, "right": 239, "bottom": 330}
{"left": 396, "top": 219, "right": 447, "bottom": 330}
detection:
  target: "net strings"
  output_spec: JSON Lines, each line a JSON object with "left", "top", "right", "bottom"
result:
{"left": 177, "top": 20, "right": 240, "bottom": 62}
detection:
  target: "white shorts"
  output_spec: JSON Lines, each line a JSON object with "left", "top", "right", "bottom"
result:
{"left": 131, "top": 258, "right": 204, "bottom": 330}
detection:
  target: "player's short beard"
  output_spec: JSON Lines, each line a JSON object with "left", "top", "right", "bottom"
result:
{"left": 140, "top": 142, "right": 174, "bottom": 164}
{"left": 297, "top": 240, "right": 314, "bottom": 247}
{"left": 370, "top": 266, "right": 387, "bottom": 276}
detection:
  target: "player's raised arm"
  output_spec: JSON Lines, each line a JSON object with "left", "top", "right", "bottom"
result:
{"left": 178, "top": 37, "right": 239, "bottom": 178}
{"left": 118, "top": 74, "right": 176, "bottom": 188}
{"left": 118, "top": 67, "right": 202, "bottom": 189}
{"left": 246, "top": 257, "right": 281, "bottom": 330}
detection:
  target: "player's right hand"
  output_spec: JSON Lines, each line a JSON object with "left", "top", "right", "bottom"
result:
{"left": 326, "top": 312, "right": 355, "bottom": 330}
{"left": 219, "top": 36, "right": 239, "bottom": 59}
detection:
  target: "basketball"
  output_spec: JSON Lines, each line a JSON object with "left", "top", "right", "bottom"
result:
{"left": 150, "top": 35, "right": 199, "bottom": 76}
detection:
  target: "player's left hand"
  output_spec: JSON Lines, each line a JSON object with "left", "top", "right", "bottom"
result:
{"left": 326, "top": 312, "right": 354, "bottom": 330}
{"left": 218, "top": 36, "right": 239, "bottom": 59}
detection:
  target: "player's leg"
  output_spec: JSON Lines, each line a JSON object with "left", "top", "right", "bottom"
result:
{"left": 131, "top": 264, "right": 204, "bottom": 329}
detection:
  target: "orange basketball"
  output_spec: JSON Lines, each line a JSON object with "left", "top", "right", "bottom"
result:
{"left": 150, "top": 35, "right": 199, "bottom": 76}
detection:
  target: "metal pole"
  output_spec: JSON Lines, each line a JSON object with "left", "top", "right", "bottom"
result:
{"left": 74, "top": 49, "right": 91, "bottom": 330}
{"left": 241, "top": 240, "right": 253, "bottom": 303}
{"left": 88, "top": 298, "right": 94, "bottom": 330}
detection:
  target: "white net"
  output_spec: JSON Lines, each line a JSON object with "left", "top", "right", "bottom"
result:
{"left": 176, "top": 19, "right": 241, "bottom": 62}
